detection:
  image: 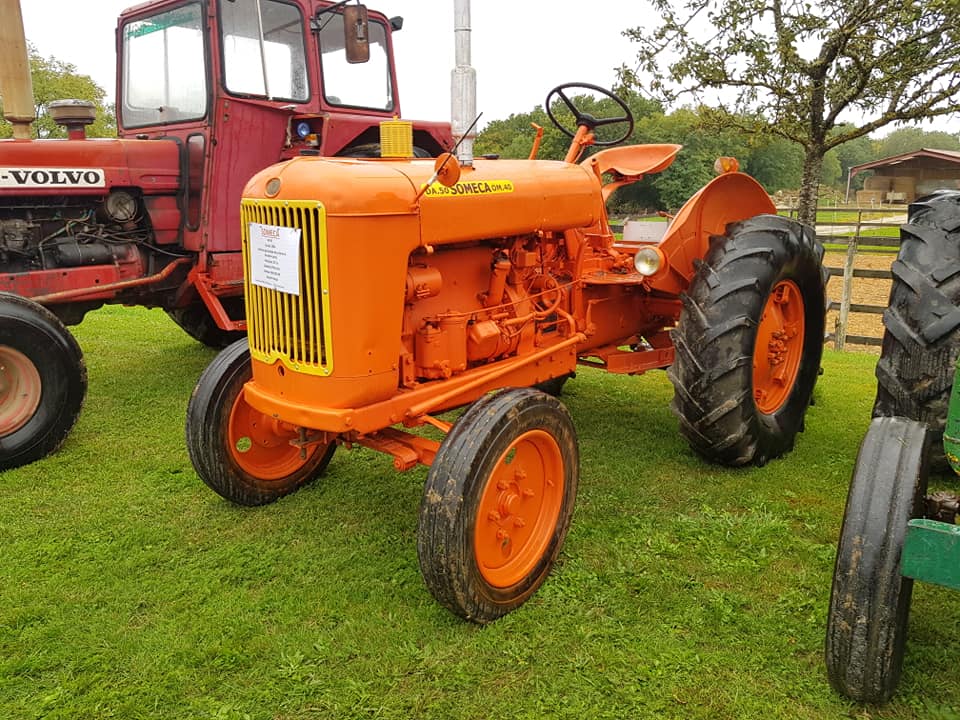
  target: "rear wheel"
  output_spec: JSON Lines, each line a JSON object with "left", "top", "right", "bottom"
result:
{"left": 166, "top": 298, "right": 245, "bottom": 349}
{"left": 417, "top": 388, "right": 579, "bottom": 623}
{"left": 0, "top": 293, "right": 87, "bottom": 471}
{"left": 533, "top": 372, "right": 574, "bottom": 397}
{"left": 186, "top": 339, "right": 335, "bottom": 505}
{"left": 669, "top": 215, "right": 826, "bottom": 465}
{"left": 825, "top": 416, "right": 929, "bottom": 703}
{"left": 873, "top": 191, "right": 960, "bottom": 469}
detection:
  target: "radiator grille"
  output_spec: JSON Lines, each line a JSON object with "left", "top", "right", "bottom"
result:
{"left": 240, "top": 198, "right": 332, "bottom": 376}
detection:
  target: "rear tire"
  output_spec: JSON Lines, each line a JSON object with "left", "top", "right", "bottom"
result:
{"left": 186, "top": 339, "right": 335, "bottom": 505}
{"left": 417, "top": 388, "right": 579, "bottom": 623}
{"left": 166, "top": 299, "right": 245, "bottom": 349}
{"left": 825, "top": 416, "right": 929, "bottom": 703}
{"left": 533, "top": 372, "right": 573, "bottom": 397}
{"left": 873, "top": 191, "right": 960, "bottom": 470}
{"left": 0, "top": 293, "right": 87, "bottom": 470}
{"left": 669, "top": 215, "right": 826, "bottom": 466}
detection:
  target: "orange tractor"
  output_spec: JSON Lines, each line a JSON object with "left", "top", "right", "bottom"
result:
{"left": 187, "top": 84, "right": 827, "bottom": 623}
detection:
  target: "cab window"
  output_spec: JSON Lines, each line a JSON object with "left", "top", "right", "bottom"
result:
{"left": 318, "top": 13, "right": 393, "bottom": 111}
{"left": 221, "top": 0, "right": 309, "bottom": 101}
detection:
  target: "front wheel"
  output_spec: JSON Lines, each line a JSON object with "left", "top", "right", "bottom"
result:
{"left": 0, "top": 293, "right": 87, "bottom": 471}
{"left": 825, "top": 416, "right": 929, "bottom": 703}
{"left": 186, "top": 339, "right": 335, "bottom": 505}
{"left": 417, "top": 388, "right": 579, "bottom": 623}
{"left": 669, "top": 215, "right": 826, "bottom": 466}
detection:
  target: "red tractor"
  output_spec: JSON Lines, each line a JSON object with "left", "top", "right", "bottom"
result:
{"left": 186, "top": 83, "right": 829, "bottom": 623}
{"left": 0, "top": 0, "right": 452, "bottom": 470}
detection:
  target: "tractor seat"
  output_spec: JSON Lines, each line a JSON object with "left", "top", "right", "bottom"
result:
{"left": 582, "top": 144, "right": 682, "bottom": 179}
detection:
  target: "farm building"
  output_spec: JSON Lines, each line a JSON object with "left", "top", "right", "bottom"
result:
{"left": 847, "top": 148, "right": 960, "bottom": 205}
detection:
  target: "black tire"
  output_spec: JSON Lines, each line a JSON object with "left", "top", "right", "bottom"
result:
{"left": 0, "top": 293, "right": 87, "bottom": 471}
{"left": 825, "top": 416, "right": 930, "bottom": 703}
{"left": 417, "top": 388, "right": 579, "bottom": 623}
{"left": 186, "top": 339, "right": 335, "bottom": 506}
{"left": 166, "top": 299, "right": 245, "bottom": 349}
{"left": 668, "top": 214, "right": 827, "bottom": 466}
{"left": 533, "top": 372, "right": 574, "bottom": 397}
{"left": 873, "top": 191, "right": 960, "bottom": 470}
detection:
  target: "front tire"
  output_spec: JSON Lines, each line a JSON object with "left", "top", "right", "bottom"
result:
{"left": 186, "top": 339, "right": 335, "bottom": 505}
{"left": 873, "top": 191, "right": 960, "bottom": 469}
{"left": 669, "top": 215, "right": 826, "bottom": 466}
{"left": 0, "top": 293, "right": 87, "bottom": 471}
{"left": 417, "top": 388, "right": 579, "bottom": 623}
{"left": 825, "top": 416, "right": 929, "bottom": 703}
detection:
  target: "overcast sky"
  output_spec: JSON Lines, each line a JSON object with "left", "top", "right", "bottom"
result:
{"left": 21, "top": 1, "right": 642, "bottom": 127}
{"left": 19, "top": 1, "right": 957, "bottom": 136}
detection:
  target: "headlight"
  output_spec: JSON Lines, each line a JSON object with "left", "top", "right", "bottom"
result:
{"left": 634, "top": 247, "right": 664, "bottom": 276}
{"left": 104, "top": 191, "right": 138, "bottom": 223}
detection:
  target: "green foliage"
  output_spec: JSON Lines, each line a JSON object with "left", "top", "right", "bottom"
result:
{"left": 820, "top": 150, "right": 842, "bottom": 187}
{"left": 831, "top": 128, "right": 874, "bottom": 191}
{"left": 619, "top": 0, "right": 960, "bottom": 226}
{"left": 743, "top": 136, "right": 803, "bottom": 192}
{"left": 476, "top": 88, "right": 662, "bottom": 161}
{"left": 0, "top": 45, "right": 116, "bottom": 139}
{"left": 2, "top": 307, "right": 960, "bottom": 717}
{"left": 876, "top": 127, "right": 960, "bottom": 158}
{"left": 639, "top": 108, "right": 750, "bottom": 210}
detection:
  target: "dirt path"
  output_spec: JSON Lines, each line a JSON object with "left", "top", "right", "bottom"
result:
{"left": 823, "top": 250, "right": 894, "bottom": 353}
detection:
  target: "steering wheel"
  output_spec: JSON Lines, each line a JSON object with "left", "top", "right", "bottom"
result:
{"left": 545, "top": 83, "right": 634, "bottom": 146}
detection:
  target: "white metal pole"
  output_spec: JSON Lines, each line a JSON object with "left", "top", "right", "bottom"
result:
{"left": 451, "top": 0, "right": 476, "bottom": 166}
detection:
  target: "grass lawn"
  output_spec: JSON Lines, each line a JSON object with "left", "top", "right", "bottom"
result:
{"left": 2, "top": 306, "right": 959, "bottom": 719}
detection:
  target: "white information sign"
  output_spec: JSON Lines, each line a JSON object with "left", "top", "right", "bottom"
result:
{"left": 248, "top": 222, "right": 302, "bottom": 296}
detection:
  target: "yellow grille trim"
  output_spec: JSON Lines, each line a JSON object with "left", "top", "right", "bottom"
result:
{"left": 240, "top": 198, "right": 333, "bottom": 376}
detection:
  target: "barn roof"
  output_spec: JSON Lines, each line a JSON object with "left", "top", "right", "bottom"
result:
{"left": 850, "top": 148, "right": 960, "bottom": 176}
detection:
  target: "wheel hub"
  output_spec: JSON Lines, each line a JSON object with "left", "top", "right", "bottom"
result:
{"left": 753, "top": 280, "right": 805, "bottom": 414}
{"left": 228, "top": 388, "right": 318, "bottom": 480}
{"left": 0, "top": 346, "right": 42, "bottom": 437}
{"left": 475, "top": 430, "right": 564, "bottom": 587}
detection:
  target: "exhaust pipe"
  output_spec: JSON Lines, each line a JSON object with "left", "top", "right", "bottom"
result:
{"left": 0, "top": 0, "right": 35, "bottom": 139}
{"left": 451, "top": 0, "right": 476, "bottom": 167}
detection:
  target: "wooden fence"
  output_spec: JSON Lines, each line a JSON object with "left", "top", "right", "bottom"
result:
{"left": 778, "top": 206, "right": 904, "bottom": 350}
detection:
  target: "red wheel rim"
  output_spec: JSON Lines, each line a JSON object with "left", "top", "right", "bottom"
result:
{"left": 474, "top": 429, "right": 564, "bottom": 588}
{"left": 228, "top": 388, "right": 316, "bottom": 480}
{"left": 753, "top": 279, "right": 805, "bottom": 414}
{"left": 0, "top": 346, "right": 42, "bottom": 436}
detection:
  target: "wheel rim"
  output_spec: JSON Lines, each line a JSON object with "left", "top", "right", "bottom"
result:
{"left": 474, "top": 429, "right": 564, "bottom": 588}
{"left": 753, "top": 279, "right": 805, "bottom": 414}
{"left": 0, "top": 346, "right": 42, "bottom": 437}
{"left": 228, "top": 388, "right": 317, "bottom": 480}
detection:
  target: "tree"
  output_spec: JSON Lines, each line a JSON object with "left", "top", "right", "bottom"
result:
{"left": 744, "top": 136, "right": 802, "bottom": 192}
{"left": 476, "top": 89, "right": 662, "bottom": 162}
{"left": 875, "top": 126, "right": 960, "bottom": 158}
{"left": 619, "top": 0, "right": 960, "bottom": 227}
{"left": 832, "top": 127, "right": 874, "bottom": 190}
{"left": 0, "top": 45, "right": 115, "bottom": 139}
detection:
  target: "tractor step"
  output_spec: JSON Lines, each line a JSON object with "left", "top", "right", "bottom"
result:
{"left": 902, "top": 518, "right": 960, "bottom": 591}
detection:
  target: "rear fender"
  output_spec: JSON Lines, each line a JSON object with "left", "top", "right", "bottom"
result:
{"left": 645, "top": 172, "right": 775, "bottom": 295}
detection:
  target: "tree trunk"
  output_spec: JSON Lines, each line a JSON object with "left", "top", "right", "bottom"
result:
{"left": 797, "top": 147, "right": 825, "bottom": 229}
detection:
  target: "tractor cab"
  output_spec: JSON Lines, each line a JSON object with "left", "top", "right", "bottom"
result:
{"left": 113, "top": 0, "right": 451, "bottom": 320}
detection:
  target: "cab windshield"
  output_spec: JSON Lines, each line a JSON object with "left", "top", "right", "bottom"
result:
{"left": 318, "top": 13, "right": 394, "bottom": 111}
{"left": 220, "top": 0, "right": 309, "bottom": 101}
{"left": 120, "top": 3, "right": 208, "bottom": 127}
